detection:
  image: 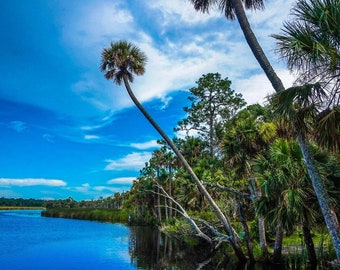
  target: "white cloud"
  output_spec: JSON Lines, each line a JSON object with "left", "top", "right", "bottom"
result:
{"left": 107, "top": 177, "right": 136, "bottom": 185}
{"left": 60, "top": 0, "right": 295, "bottom": 120}
{"left": 69, "top": 183, "right": 131, "bottom": 197}
{"left": 74, "top": 183, "right": 90, "bottom": 193}
{"left": 147, "top": 0, "right": 217, "bottom": 25}
{"left": 0, "top": 178, "right": 67, "bottom": 187}
{"left": 84, "top": 135, "right": 100, "bottom": 140}
{"left": 130, "top": 140, "right": 159, "bottom": 150}
{"left": 92, "top": 186, "right": 117, "bottom": 192}
{"left": 235, "top": 69, "right": 296, "bottom": 105}
{"left": 62, "top": 1, "right": 134, "bottom": 49}
{"left": 105, "top": 152, "right": 152, "bottom": 171}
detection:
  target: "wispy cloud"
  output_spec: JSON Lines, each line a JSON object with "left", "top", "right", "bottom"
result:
{"left": 84, "top": 135, "right": 100, "bottom": 140}
{"left": 107, "top": 177, "right": 136, "bottom": 185}
{"left": 61, "top": 0, "right": 134, "bottom": 51}
{"left": 74, "top": 183, "right": 90, "bottom": 193}
{"left": 0, "top": 178, "right": 67, "bottom": 187}
{"left": 8, "top": 121, "right": 27, "bottom": 133}
{"left": 105, "top": 152, "right": 151, "bottom": 171}
{"left": 43, "top": 134, "right": 55, "bottom": 143}
{"left": 68, "top": 182, "right": 131, "bottom": 196}
{"left": 147, "top": 0, "right": 217, "bottom": 25}
{"left": 130, "top": 140, "right": 159, "bottom": 150}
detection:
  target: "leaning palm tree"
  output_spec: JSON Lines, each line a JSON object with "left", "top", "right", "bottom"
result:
{"left": 189, "top": 0, "right": 340, "bottom": 261}
{"left": 100, "top": 40, "right": 246, "bottom": 261}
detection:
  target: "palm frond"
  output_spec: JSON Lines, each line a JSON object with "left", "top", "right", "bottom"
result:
{"left": 314, "top": 106, "right": 340, "bottom": 152}
{"left": 100, "top": 40, "right": 147, "bottom": 85}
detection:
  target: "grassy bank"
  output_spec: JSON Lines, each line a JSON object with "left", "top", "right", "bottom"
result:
{"left": 0, "top": 206, "right": 45, "bottom": 210}
{"left": 41, "top": 208, "right": 129, "bottom": 223}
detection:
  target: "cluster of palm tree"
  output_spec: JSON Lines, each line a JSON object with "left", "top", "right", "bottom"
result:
{"left": 100, "top": 0, "right": 339, "bottom": 264}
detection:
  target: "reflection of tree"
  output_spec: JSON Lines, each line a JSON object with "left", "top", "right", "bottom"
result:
{"left": 127, "top": 226, "right": 246, "bottom": 269}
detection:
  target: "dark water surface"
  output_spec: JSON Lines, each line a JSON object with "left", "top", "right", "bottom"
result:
{"left": 0, "top": 210, "right": 304, "bottom": 270}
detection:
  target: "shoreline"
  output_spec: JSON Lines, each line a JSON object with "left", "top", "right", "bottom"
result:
{"left": 0, "top": 206, "right": 45, "bottom": 210}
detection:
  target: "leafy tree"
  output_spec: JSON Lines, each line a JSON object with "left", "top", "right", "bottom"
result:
{"left": 176, "top": 73, "right": 246, "bottom": 157}
{"left": 190, "top": 0, "right": 340, "bottom": 260}
{"left": 222, "top": 104, "right": 275, "bottom": 257}
{"left": 100, "top": 40, "right": 246, "bottom": 261}
{"left": 254, "top": 139, "right": 318, "bottom": 264}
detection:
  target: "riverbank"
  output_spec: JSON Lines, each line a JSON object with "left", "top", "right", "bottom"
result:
{"left": 0, "top": 206, "right": 45, "bottom": 210}
{"left": 41, "top": 208, "right": 130, "bottom": 223}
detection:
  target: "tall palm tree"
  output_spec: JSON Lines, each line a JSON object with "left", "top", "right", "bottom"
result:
{"left": 100, "top": 40, "right": 246, "bottom": 261}
{"left": 189, "top": 0, "right": 340, "bottom": 260}
{"left": 271, "top": 0, "right": 340, "bottom": 261}
{"left": 255, "top": 138, "right": 318, "bottom": 264}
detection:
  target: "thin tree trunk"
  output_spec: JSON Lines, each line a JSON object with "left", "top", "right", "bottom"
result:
{"left": 230, "top": 0, "right": 340, "bottom": 261}
{"left": 157, "top": 168, "right": 162, "bottom": 222}
{"left": 123, "top": 76, "right": 246, "bottom": 261}
{"left": 302, "top": 210, "right": 317, "bottom": 266}
{"left": 298, "top": 135, "right": 340, "bottom": 262}
{"left": 273, "top": 223, "right": 284, "bottom": 264}
{"left": 238, "top": 202, "right": 255, "bottom": 262}
{"left": 250, "top": 178, "right": 269, "bottom": 257}
{"left": 258, "top": 216, "right": 269, "bottom": 258}
{"left": 169, "top": 167, "right": 173, "bottom": 218}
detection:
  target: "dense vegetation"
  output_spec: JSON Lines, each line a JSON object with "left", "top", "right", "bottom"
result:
{"left": 3, "top": 0, "right": 339, "bottom": 268}
{"left": 0, "top": 197, "right": 45, "bottom": 208}
{"left": 96, "top": 0, "right": 340, "bottom": 265}
{"left": 41, "top": 208, "right": 129, "bottom": 223}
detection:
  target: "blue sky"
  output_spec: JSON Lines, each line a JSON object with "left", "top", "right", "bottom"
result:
{"left": 0, "top": 0, "right": 296, "bottom": 200}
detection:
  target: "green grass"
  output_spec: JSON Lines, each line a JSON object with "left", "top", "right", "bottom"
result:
{"left": 42, "top": 208, "right": 129, "bottom": 223}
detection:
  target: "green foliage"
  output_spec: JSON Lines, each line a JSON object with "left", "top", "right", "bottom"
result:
{"left": 176, "top": 72, "right": 246, "bottom": 157}
{"left": 258, "top": 123, "right": 277, "bottom": 143}
{"left": 0, "top": 197, "right": 45, "bottom": 207}
{"left": 101, "top": 40, "right": 147, "bottom": 85}
{"left": 162, "top": 218, "right": 193, "bottom": 237}
{"left": 42, "top": 208, "right": 130, "bottom": 223}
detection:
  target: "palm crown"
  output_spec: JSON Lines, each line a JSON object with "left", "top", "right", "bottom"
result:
{"left": 190, "top": 0, "right": 264, "bottom": 20}
{"left": 100, "top": 40, "right": 147, "bottom": 85}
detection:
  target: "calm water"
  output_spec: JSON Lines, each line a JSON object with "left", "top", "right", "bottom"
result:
{"left": 0, "top": 210, "right": 307, "bottom": 270}
{"left": 0, "top": 210, "right": 135, "bottom": 269}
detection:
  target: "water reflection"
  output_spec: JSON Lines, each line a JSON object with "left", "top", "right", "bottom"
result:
{"left": 128, "top": 226, "right": 288, "bottom": 270}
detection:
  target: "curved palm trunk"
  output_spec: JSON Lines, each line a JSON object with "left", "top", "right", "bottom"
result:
{"left": 230, "top": 0, "right": 340, "bottom": 261}
{"left": 123, "top": 76, "right": 246, "bottom": 261}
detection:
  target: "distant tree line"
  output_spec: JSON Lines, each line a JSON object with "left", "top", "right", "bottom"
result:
{"left": 0, "top": 197, "right": 45, "bottom": 207}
